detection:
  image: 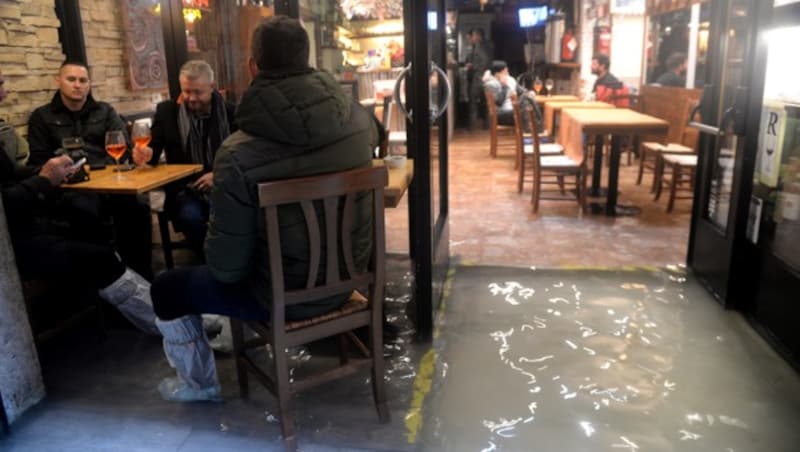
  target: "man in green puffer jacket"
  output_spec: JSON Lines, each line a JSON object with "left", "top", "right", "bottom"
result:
{"left": 149, "top": 16, "right": 381, "bottom": 402}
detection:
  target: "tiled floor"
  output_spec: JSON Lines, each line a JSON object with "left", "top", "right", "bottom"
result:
{"left": 386, "top": 130, "right": 692, "bottom": 267}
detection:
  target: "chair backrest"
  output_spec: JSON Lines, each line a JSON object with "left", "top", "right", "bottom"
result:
{"left": 509, "top": 95, "right": 524, "bottom": 155}
{"left": 638, "top": 85, "right": 703, "bottom": 145}
{"left": 484, "top": 89, "right": 499, "bottom": 127}
{"left": 257, "top": 166, "right": 388, "bottom": 331}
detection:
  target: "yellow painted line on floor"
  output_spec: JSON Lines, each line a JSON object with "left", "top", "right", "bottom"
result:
{"left": 404, "top": 265, "right": 457, "bottom": 444}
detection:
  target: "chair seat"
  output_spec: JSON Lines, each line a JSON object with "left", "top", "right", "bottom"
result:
{"left": 284, "top": 291, "right": 368, "bottom": 332}
{"left": 662, "top": 154, "right": 698, "bottom": 166}
{"left": 388, "top": 131, "right": 406, "bottom": 144}
{"left": 642, "top": 142, "right": 693, "bottom": 153}
{"left": 524, "top": 143, "right": 564, "bottom": 155}
{"left": 541, "top": 155, "right": 581, "bottom": 168}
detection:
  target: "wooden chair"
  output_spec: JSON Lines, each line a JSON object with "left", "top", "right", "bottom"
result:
{"left": 655, "top": 154, "right": 697, "bottom": 212}
{"left": 525, "top": 104, "right": 586, "bottom": 212}
{"left": 230, "top": 166, "right": 390, "bottom": 452}
{"left": 511, "top": 97, "right": 564, "bottom": 193}
{"left": 484, "top": 89, "right": 517, "bottom": 161}
{"left": 638, "top": 142, "right": 694, "bottom": 192}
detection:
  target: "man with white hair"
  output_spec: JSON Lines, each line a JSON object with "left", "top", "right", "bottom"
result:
{"left": 134, "top": 60, "right": 236, "bottom": 253}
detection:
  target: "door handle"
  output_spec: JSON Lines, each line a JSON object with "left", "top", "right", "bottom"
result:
{"left": 392, "top": 62, "right": 453, "bottom": 124}
{"left": 430, "top": 62, "right": 452, "bottom": 122}
{"left": 393, "top": 63, "right": 412, "bottom": 121}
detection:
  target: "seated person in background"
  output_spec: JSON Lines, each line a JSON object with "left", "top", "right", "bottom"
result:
{"left": 482, "top": 60, "right": 544, "bottom": 133}
{"left": 0, "top": 68, "right": 158, "bottom": 335}
{"left": 654, "top": 52, "right": 687, "bottom": 87}
{"left": 149, "top": 16, "right": 380, "bottom": 402}
{"left": 590, "top": 53, "right": 630, "bottom": 107}
{"left": 133, "top": 60, "right": 236, "bottom": 253}
{"left": 26, "top": 61, "right": 153, "bottom": 279}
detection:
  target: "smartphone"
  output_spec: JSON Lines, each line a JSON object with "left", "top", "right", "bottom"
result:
{"left": 69, "top": 157, "right": 87, "bottom": 171}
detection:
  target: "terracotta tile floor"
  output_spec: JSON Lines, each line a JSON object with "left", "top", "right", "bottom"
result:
{"left": 385, "top": 130, "right": 692, "bottom": 267}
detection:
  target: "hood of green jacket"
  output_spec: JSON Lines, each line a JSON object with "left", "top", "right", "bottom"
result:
{"left": 235, "top": 70, "right": 351, "bottom": 148}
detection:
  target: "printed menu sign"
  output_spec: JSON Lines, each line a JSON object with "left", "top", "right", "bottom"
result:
{"left": 757, "top": 104, "right": 785, "bottom": 188}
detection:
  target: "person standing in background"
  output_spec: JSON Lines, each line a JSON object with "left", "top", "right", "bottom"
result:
{"left": 465, "top": 27, "right": 491, "bottom": 130}
{"left": 654, "top": 52, "right": 687, "bottom": 87}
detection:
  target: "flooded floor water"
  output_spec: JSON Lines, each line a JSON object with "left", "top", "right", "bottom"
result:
{"left": 4, "top": 263, "right": 799, "bottom": 451}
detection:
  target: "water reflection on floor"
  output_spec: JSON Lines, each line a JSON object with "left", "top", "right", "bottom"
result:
{"left": 420, "top": 266, "right": 800, "bottom": 452}
{"left": 4, "top": 264, "right": 800, "bottom": 451}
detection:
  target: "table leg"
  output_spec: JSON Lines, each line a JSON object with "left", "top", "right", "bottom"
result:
{"left": 606, "top": 135, "right": 622, "bottom": 216}
{"left": 591, "top": 134, "right": 604, "bottom": 196}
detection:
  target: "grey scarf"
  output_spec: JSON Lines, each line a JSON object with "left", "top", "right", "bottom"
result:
{"left": 177, "top": 91, "right": 230, "bottom": 169}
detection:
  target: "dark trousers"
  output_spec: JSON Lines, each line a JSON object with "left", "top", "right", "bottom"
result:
{"left": 14, "top": 234, "right": 126, "bottom": 289}
{"left": 151, "top": 266, "right": 266, "bottom": 321}
{"left": 151, "top": 266, "right": 349, "bottom": 322}
{"left": 170, "top": 194, "right": 208, "bottom": 253}
{"left": 59, "top": 191, "right": 153, "bottom": 280}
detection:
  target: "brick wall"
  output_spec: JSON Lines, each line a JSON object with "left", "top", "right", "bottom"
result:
{"left": 0, "top": 0, "right": 163, "bottom": 135}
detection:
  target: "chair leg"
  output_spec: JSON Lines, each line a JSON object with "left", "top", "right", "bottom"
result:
{"left": 532, "top": 170, "right": 541, "bottom": 213}
{"left": 490, "top": 128, "right": 497, "bottom": 158}
{"left": 636, "top": 148, "right": 647, "bottom": 185}
{"left": 370, "top": 317, "right": 390, "bottom": 423}
{"left": 557, "top": 175, "right": 566, "bottom": 195}
{"left": 157, "top": 212, "right": 175, "bottom": 269}
{"left": 667, "top": 164, "right": 680, "bottom": 213}
{"left": 338, "top": 334, "right": 349, "bottom": 365}
{"left": 273, "top": 344, "right": 297, "bottom": 451}
{"left": 517, "top": 156, "right": 525, "bottom": 193}
{"left": 651, "top": 154, "right": 663, "bottom": 193}
{"left": 230, "top": 319, "right": 250, "bottom": 398}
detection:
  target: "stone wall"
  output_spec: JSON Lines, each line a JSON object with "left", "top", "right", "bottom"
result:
{"left": 0, "top": 0, "right": 65, "bottom": 132}
{"left": 0, "top": 0, "right": 163, "bottom": 136}
{"left": 0, "top": 198, "right": 46, "bottom": 424}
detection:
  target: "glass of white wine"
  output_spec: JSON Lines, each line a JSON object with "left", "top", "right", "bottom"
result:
{"left": 545, "top": 78, "right": 555, "bottom": 96}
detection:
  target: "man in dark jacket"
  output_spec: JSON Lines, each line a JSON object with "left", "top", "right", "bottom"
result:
{"left": 133, "top": 60, "right": 237, "bottom": 252}
{"left": 654, "top": 52, "right": 687, "bottom": 87}
{"left": 149, "top": 16, "right": 380, "bottom": 402}
{"left": 0, "top": 68, "right": 158, "bottom": 336}
{"left": 26, "top": 61, "right": 153, "bottom": 279}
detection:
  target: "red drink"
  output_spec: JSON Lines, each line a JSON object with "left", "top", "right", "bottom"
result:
{"left": 106, "top": 143, "right": 127, "bottom": 161}
{"left": 134, "top": 136, "right": 151, "bottom": 148}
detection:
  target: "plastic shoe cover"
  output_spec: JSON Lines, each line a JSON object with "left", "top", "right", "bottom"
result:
{"left": 208, "top": 317, "right": 233, "bottom": 353}
{"left": 158, "top": 377, "right": 221, "bottom": 402}
{"left": 156, "top": 315, "right": 220, "bottom": 398}
{"left": 99, "top": 268, "right": 160, "bottom": 335}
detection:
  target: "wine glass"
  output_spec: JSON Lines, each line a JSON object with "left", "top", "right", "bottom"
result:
{"left": 105, "top": 130, "right": 127, "bottom": 181}
{"left": 533, "top": 77, "right": 543, "bottom": 95}
{"left": 545, "top": 78, "right": 554, "bottom": 96}
{"left": 131, "top": 122, "right": 152, "bottom": 168}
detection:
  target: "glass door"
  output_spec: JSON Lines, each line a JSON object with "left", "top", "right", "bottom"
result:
{"left": 401, "top": 0, "right": 451, "bottom": 340}
{"left": 748, "top": 0, "right": 800, "bottom": 365}
{"left": 687, "top": 0, "right": 762, "bottom": 307}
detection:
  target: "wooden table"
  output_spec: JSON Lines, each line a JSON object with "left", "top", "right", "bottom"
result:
{"left": 559, "top": 108, "right": 669, "bottom": 216}
{"left": 67, "top": 161, "right": 412, "bottom": 208}
{"left": 373, "top": 158, "right": 414, "bottom": 208}
{"left": 534, "top": 94, "right": 580, "bottom": 106}
{"left": 65, "top": 164, "right": 203, "bottom": 194}
{"left": 543, "top": 101, "right": 614, "bottom": 137}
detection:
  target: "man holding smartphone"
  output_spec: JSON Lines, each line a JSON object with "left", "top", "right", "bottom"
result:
{"left": 25, "top": 61, "right": 153, "bottom": 280}
{"left": 0, "top": 68, "right": 159, "bottom": 335}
